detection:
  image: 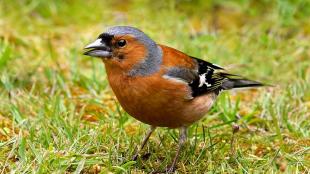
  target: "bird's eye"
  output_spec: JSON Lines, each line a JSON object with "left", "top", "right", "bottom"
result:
{"left": 117, "top": 40, "right": 126, "bottom": 47}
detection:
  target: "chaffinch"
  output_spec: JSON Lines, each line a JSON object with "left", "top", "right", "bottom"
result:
{"left": 83, "top": 26, "right": 264, "bottom": 172}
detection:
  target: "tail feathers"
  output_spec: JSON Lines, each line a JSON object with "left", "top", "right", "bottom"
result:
{"left": 222, "top": 78, "right": 265, "bottom": 90}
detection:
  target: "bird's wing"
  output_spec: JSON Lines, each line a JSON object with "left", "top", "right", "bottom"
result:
{"left": 160, "top": 45, "right": 264, "bottom": 98}
{"left": 188, "top": 57, "right": 226, "bottom": 97}
{"left": 163, "top": 56, "right": 227, "bottom": 97}
{"left": 190, "top": 57, "right": 265, "bottom": 96}
{"left": 164, "top": 56, "right": 264, "bottom": 97}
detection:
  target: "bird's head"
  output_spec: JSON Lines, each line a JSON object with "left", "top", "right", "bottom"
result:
{"left": 84, "top": 26, "right": 162, "bottom": 75}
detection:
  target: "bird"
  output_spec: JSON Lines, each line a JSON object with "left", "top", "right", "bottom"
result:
{"left": 83, "top": 26, "right": 264, "bottom": 173}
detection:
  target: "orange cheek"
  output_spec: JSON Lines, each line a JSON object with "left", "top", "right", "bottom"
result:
{"left": 109, "top": 44, "right": 148, "bottom": 72}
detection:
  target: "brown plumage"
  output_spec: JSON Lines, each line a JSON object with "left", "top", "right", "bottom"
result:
{"left": 83, "top": 26, "right": 265, "bottom": 173}
{"left": 105, "top": 44, "right": 213, "bottom": 128}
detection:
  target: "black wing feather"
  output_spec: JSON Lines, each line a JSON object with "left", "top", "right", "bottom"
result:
{"left": 189, "top": 57, "right": 226, "bottom": 96}
{"left": 164, "top": 57, "right": 265, "bottom": 98}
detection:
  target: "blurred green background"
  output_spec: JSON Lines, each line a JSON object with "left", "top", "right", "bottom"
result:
{"left": 0, "top": 0, "right": 309, "bottom": 173}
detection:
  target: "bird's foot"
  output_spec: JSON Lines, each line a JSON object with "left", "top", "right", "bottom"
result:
{"left": 151, "top": 165, "right": 176, "bottom": 174}
{"left": 165, "top": 165, "right": 176, "bottom": 173}
{"left": 132, "top": 154, "right": 138, "bottom": 161}
{"left": 132, "top": 152, "right": 151, "bottom": 161}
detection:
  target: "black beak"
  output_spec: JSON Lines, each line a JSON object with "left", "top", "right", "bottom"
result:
{"left": 83, "top": 38, "right": 112, "bottom": 58}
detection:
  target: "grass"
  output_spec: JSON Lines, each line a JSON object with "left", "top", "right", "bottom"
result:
{"left": 0, "top": 0, "right": 310, "bottom": 173}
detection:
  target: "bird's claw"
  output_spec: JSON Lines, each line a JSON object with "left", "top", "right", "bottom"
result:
{"left": 132, "top": 152, "right": 151, "bottom": 161}
{"left": 165, "top": 166, "right": 176, "bottom": 173}
{"left": 151, "top": 165, "right": 176, "bottom": 174}
{"left": 132, "top": 155, "right": 138, "bottom": 161}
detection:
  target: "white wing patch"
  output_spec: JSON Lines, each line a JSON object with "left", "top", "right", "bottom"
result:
{"left": 199, "top": 73, "right": 206, "bottom": 87}
{"left": 199, "top": 73, "right": 212, "bottom": 88}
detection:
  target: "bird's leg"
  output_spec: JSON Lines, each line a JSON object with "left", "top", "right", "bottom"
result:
{"left": 132, "top": 125, "right": 156, "bottom": 161}
{"left": 165, "top": 126, "right": 187, "bottom": 173}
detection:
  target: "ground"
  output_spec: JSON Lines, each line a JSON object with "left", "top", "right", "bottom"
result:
{"left": 0, "top": 0, "right": 309, "bottom": 173}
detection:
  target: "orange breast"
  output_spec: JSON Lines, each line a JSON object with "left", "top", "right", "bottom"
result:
{"left": 105, "top": 64, "right": 215, "bottom": 128}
